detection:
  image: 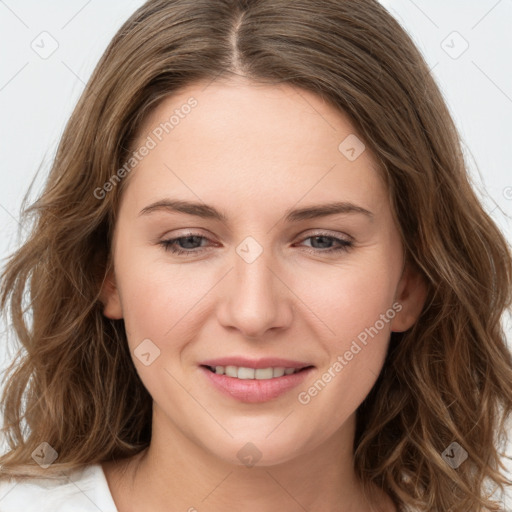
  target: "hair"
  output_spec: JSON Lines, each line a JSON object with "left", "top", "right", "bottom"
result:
{"left": 1, "top": 0, "right": 511, "bottom": 510}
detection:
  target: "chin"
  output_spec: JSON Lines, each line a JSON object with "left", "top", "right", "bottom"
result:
{"left": 209, "top": 431, "right": 314, "bottom": 469}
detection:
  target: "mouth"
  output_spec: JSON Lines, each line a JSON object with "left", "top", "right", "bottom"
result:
{"left": 199, "top": 358, "right": 315, "bottom": 403}
{"left": 202, "top": 364, "right": 312, "bottom": 380}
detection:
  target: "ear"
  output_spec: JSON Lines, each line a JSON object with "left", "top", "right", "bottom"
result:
{"left": 99, "top": 267, "right": 123, "bottom": 320}
{"left": 390, "top": 261, "right": 428, "bottom": 333}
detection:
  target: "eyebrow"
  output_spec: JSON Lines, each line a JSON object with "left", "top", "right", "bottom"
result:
{"left": 138, "top": 199, "right": 374, "bottom": 223}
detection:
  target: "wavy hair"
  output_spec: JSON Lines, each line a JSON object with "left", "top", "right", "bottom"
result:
{"left": 1, "top": 0, "right": 511, "bottom": 510}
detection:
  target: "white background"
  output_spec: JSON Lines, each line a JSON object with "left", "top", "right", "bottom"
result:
{"left": 0, "top": 0, "right": 511, "bottom": 506}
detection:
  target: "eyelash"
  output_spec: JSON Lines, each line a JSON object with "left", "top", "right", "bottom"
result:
{"left": 159, "top": 232, "right": 354, "bottom": 257}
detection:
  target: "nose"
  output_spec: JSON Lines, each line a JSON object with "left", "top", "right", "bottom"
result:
{"left": 216, "top": 246, "right": 293, "bottom": 339}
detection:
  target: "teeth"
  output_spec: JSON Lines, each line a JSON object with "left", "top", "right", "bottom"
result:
{"left": 271, "top": 367, "right": 285, "bottom": 378}
{"left": 225, "top": 365, "right": 237, "bottom": 377}
{"left": 255, "top": 368, "right": 273, "bottom": 379}
{"left": 212, "top": 365, "right": 300, "bottom": 379}
{"left": 238, "top": 367, "right": 255, "bottom": 379}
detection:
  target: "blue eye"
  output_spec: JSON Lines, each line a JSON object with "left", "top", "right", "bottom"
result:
{"left": 301, "top": 234, "right": 353, "bottom": 253}
{"left": 159, "top": 232, "right": 353, "bottom": 257}
{"left": 159, "top": 234, "right": 208, "bottom": 256}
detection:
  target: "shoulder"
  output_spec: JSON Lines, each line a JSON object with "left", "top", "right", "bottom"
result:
{"left": 0, "top": 463, "right": 118, "bottom": 512}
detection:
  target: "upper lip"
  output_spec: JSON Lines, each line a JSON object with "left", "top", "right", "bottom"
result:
{"left": 200, "top": 357, "right": 313, "bottom": 369}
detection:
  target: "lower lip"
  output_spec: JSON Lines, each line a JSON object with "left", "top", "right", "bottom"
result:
{"left": 200, "top": 366, "right": 314, "bottom": 403}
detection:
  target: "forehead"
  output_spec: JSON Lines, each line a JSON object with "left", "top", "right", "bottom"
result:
{"left": 120, "top": 79, "right": 387, "bottom": 218}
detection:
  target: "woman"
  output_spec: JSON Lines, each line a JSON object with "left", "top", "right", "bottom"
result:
{"left": 1, "top": 0, "right": 511, "bottom": 510}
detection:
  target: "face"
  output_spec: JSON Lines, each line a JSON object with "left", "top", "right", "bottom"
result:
{"left": 101, "top": 77, "right": 426, "bottom": 467}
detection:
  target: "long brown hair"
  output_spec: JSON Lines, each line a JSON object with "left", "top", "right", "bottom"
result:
{"left": 1, "top": 1, "right": 511, "bottom": 510}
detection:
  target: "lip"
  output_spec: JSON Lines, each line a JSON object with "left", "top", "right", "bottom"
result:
{"left": 200, "top": 357, "right": 311, "bottom": 369}
{"left": 199, "top": 358, "right": 314, "bottom": 403}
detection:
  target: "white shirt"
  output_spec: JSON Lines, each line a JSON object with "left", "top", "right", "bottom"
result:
{"left": 0, "top": 463, "right": 118, "bottom": 511}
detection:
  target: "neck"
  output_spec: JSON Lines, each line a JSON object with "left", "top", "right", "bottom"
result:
{"left": 104, "top": 407, "right": 395, "bottom": 512}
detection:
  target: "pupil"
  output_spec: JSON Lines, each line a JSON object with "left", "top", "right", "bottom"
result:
{"left": 180, "top": 236, "right": 201, "bottom": 249}
{"left": 312, "top": 236, "right": 331, "bottom": 249}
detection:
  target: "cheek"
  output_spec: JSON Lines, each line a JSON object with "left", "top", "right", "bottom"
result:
{"left": 291, "top": 255, "right": 399, "bottom": 343}
{"left": 288, "top": 252, "right": 399, "bottom": 412}
{"left": 115, "top": 246, "right": 221, "bottom": 357}
{"left": 294, "top": 274, "right": 396, "bottom": 428}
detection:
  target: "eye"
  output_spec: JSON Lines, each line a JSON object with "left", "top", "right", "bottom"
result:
{"left": 296, "top": 233, "right": 354, "bottom": 254}
{"left": 159, "top": 233, "right": 211, "bottom": 256}
{"left": 159, "top": 231, "right": 354, "bottom": 257}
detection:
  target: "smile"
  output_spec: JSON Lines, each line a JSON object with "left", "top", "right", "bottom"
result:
{"left": 199, "top": 358, "right": 315, "bottom": 403}
{"left": 206, "top": 365, "right": 302, "bottom": 379}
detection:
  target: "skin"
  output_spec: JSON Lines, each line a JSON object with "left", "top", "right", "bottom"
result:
{"left": 100, "top": 76, "right": 427, "bottom": 512}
